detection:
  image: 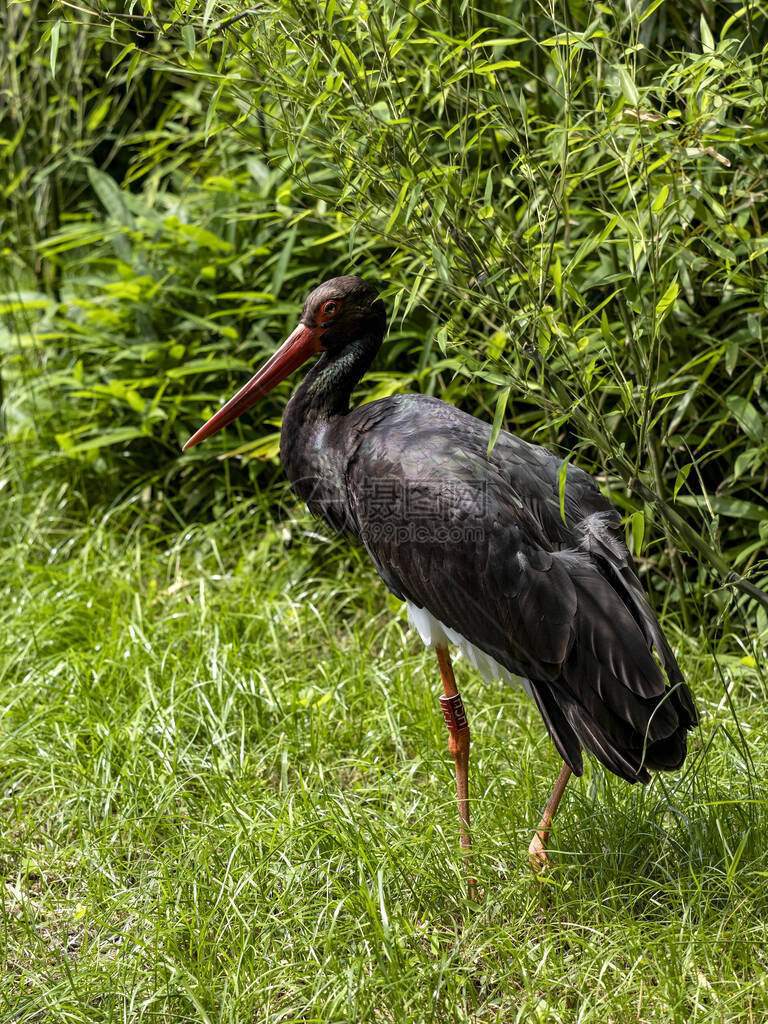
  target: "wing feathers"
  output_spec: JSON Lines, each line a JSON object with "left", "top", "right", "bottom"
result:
{"left": 338, "top": 394, "right": 696, "bottom": 784}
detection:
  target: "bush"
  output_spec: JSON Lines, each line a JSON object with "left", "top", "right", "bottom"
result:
{"left": 1, "top": 0, "right": 766, "bottom": 637}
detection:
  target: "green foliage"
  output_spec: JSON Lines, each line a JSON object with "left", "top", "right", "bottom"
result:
{"left": 195, "top": 0, "right": 768, "bottom": 613}
{"left": 1, "top": 0, "right": 766, "bottom": 620}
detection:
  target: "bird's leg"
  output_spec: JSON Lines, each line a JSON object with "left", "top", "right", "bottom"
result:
{"left": 529, "top": 762, "right": 573, "bottom": 870}
{"left": 435, "top": 646, "right": 477, "bottom": 899}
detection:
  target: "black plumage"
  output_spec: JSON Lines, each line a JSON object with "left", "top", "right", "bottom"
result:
{"left": 190, "top": 275, "right": 697, "bottom": 787}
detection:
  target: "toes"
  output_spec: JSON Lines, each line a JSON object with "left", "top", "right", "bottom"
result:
{"left": 528, "top": 833, "right": 550, "bottom": 871}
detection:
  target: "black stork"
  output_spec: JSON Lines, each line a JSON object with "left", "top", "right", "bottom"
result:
{"left": 184, "top": 275, "right": 697, "bottom": 882}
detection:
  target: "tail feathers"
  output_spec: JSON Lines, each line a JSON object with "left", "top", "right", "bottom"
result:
{"left": 645, "top": 729, "right": 688, "bottom": 772}
{"left": 524, "top": 513, "right": 697, "bottom": 782}
{"left": 532, "top": 676, "right": 693, "bottom": 785}
{"left": 567, "top": 645, "right": 680, "bottom": 744}
{"left": 620, "top": 570, "right": 698, "bottom": 727}
{"left": 544, "top": 682, "right": 651, "bottom": 783}
{"left": 529, "top": 681, "right": 584, "bottom": 777}
{"left": 575, "top": 516, "right": 698, "bottom": 731}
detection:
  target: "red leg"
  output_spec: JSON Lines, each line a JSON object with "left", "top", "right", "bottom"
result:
{"left": 436, "top": 646, "right": 477, "bottom": 899}
{"left": 529, "top": 762, "right": 572, "bottom": 870}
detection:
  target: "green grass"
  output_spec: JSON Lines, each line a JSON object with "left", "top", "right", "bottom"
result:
{"left": 1, "top": 478, "right": 767, "bottom": 1023}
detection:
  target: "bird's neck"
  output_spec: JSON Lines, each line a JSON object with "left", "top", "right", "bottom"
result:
{"left": 280, "top": 328, "right": 383, "bottom": 518}
{"left": 285, "top": 329, "right": 382, "bottom": 426}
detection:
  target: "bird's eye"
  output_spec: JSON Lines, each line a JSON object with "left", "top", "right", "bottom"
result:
{"left": 321, "top": 299, "right": 339, "bottom": 318}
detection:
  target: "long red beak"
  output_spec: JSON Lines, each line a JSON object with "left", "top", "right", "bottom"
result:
{"left": 182, "top": 322, "right": 323, "bottom": 450}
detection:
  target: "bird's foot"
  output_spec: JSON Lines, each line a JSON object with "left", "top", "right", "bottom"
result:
{"left": 528, "top": 831, "right": 551, "bottom": 872}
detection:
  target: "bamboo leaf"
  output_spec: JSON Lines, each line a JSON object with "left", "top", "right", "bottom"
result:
{"left": 488, "top": 386, "right": 510, "bottom": 457}
{"left": 651, "top": 185, "right": 669, "bottom": 214}
{"left": 182, "top": 23, "right": 196, "bottom": 55}
{"left": 49, "top": 20, "right": 61, "bottom": 77}
{"left": 700, "top": 15, "right": 715, "bottom": 53}
{"left": 674, "top": 464, "right": 692, "bottom": 499}
{"left": 618, "top": 66, "right": 639, "bottom": 106}
{"left": 626, "top": 510, "right": 645, "bottom": 555}
{"left": 726, "top": 397, "right": 764, "bottom": 444}
{"left": 86, "top": 166, "right": 132, "bottom": 227}
{"left": 676, "top": 495, "right": 766, "bottom": 522}
{"left": 655, "top": 280, "right": 678, "bottom": 323}
{"left": 639, "top": 0, "right": 666, "bottom": 22}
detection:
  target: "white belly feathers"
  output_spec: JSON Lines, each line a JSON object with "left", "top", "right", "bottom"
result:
{"left": 406, "top": 601, "right": 532, "bottom": 697}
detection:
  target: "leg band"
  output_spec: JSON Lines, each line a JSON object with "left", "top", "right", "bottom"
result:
{"left": 440, "top": 693, "right": 468, "bottom": 732}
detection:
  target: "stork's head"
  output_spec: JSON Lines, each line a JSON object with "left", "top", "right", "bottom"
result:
{"left": 299, "top": 276, "right": 385, "bottom": 351}
{"left": 183, "top": 275, "right": 384, "bottom": 450}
